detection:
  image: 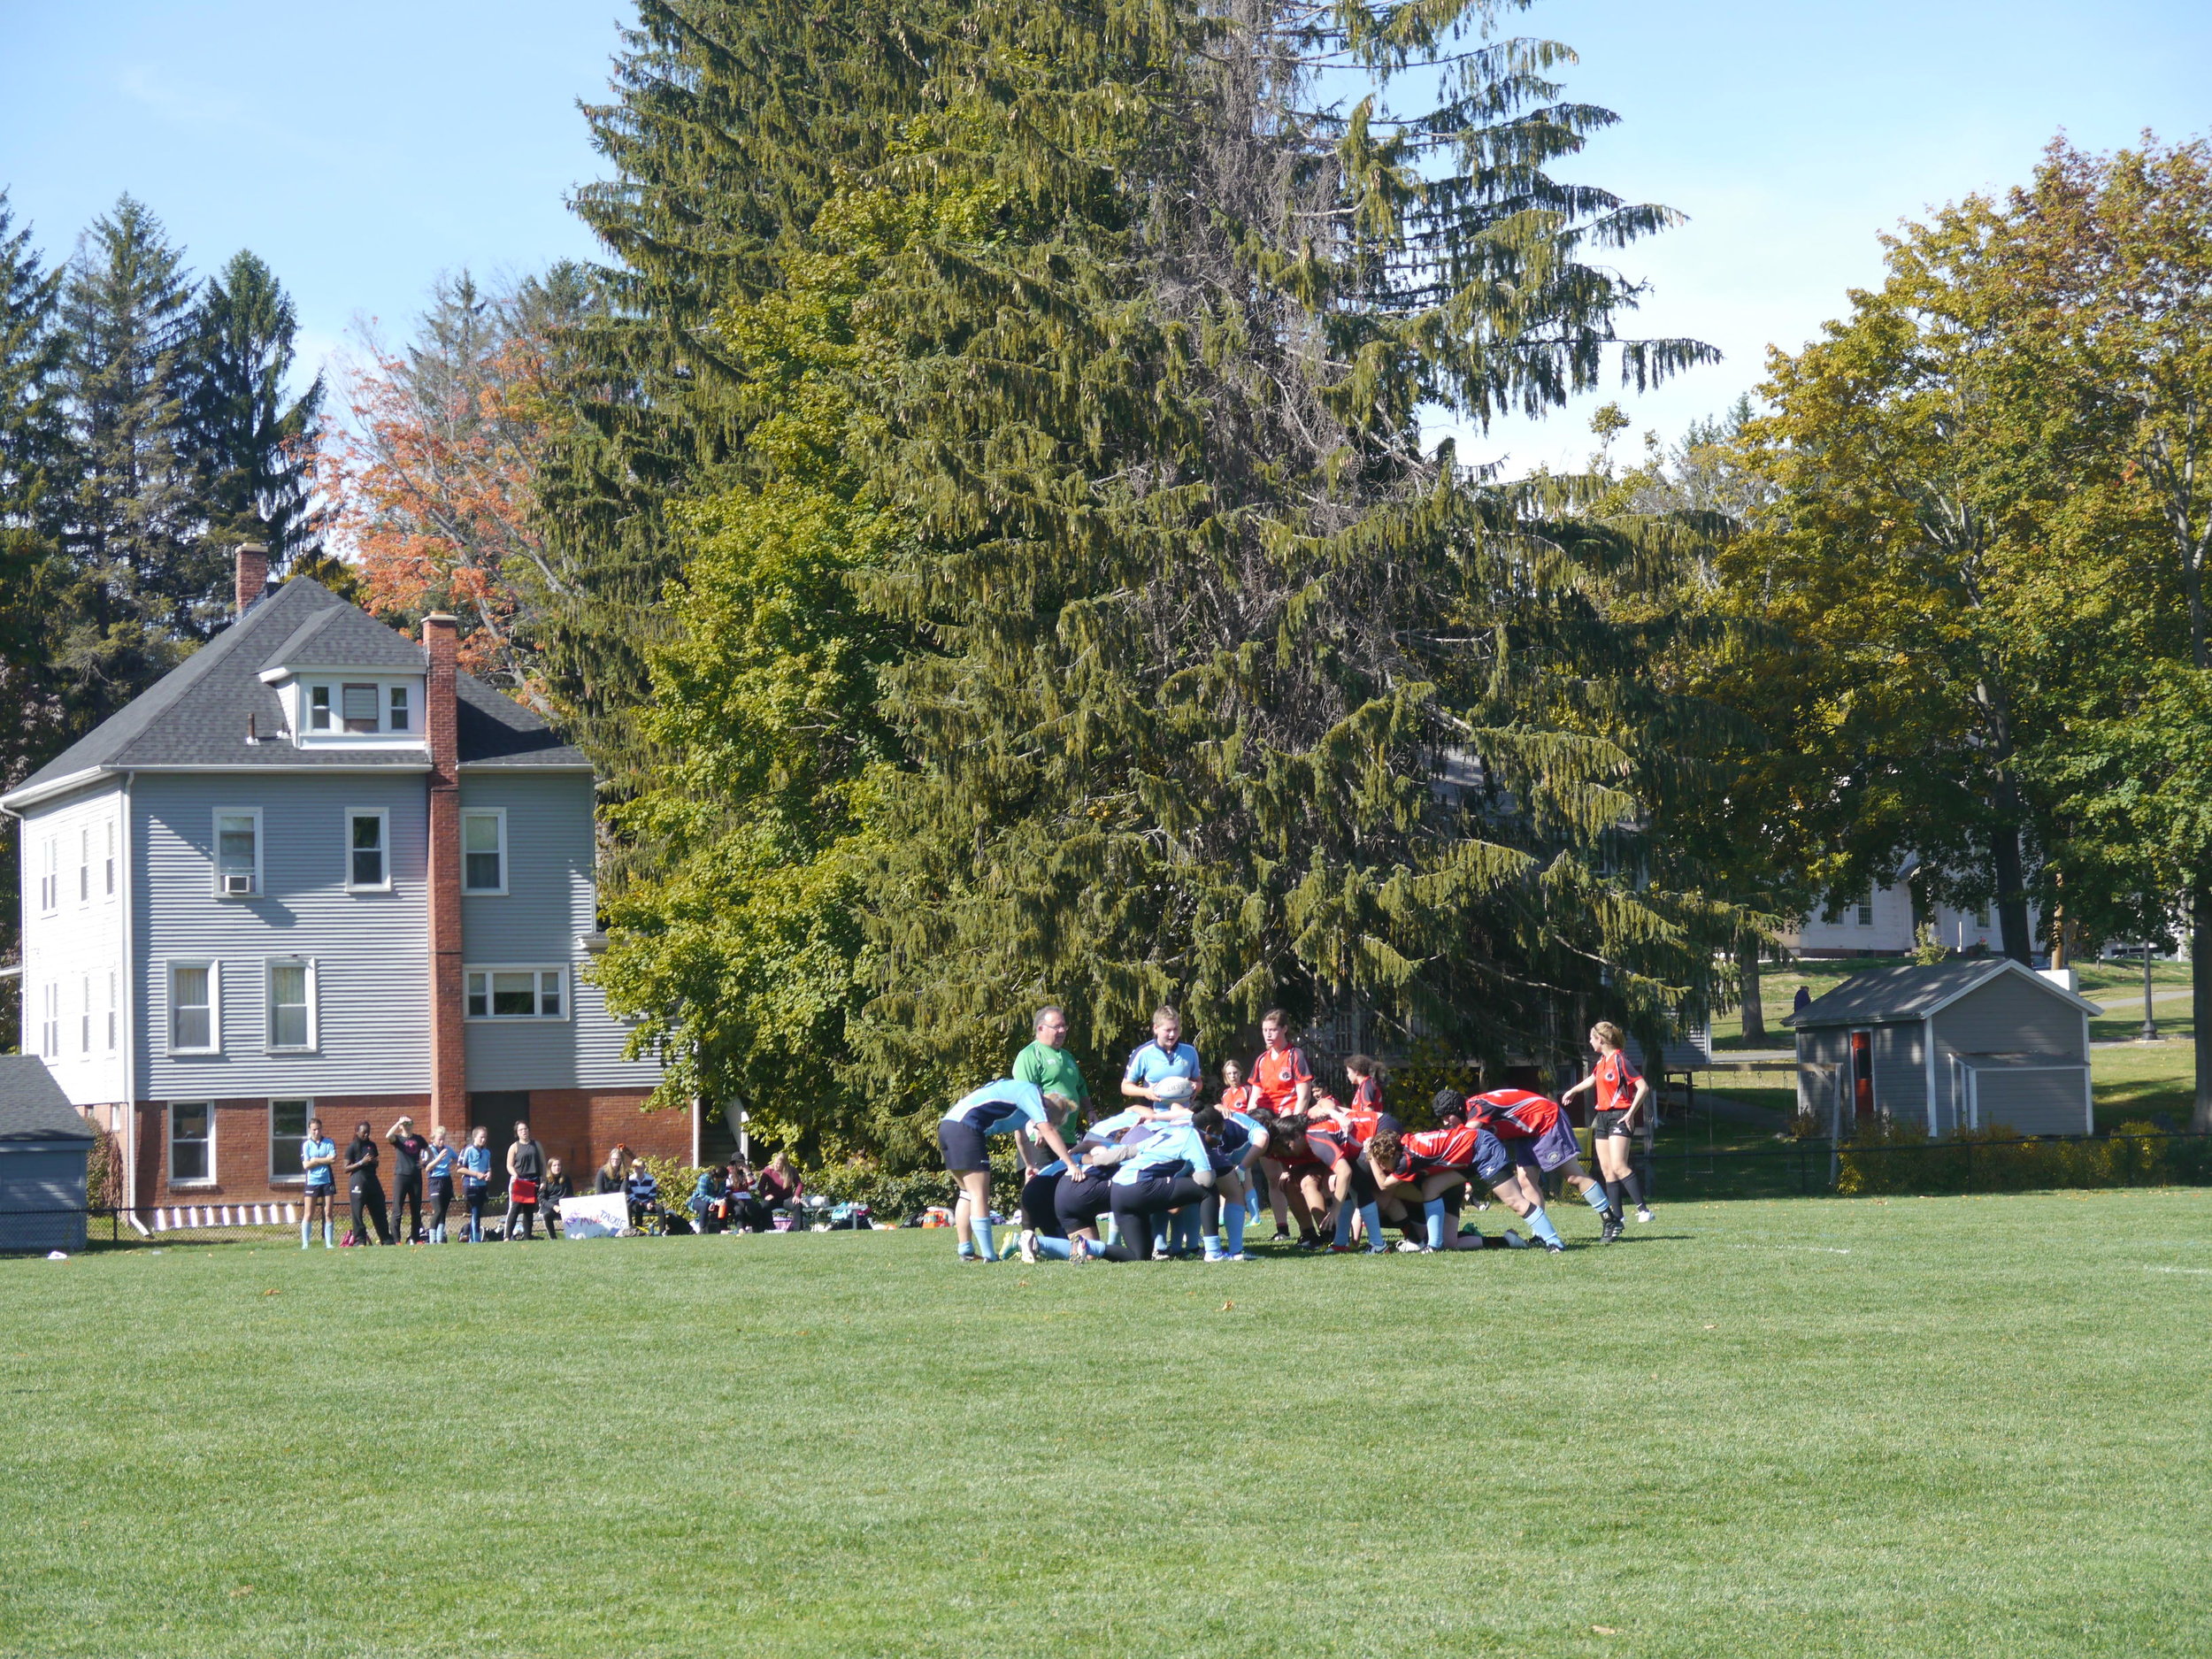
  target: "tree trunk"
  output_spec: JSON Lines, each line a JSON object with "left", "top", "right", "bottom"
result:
{"left": 1737, "top": 939, "right": 1768, "bottom": 1046}
{"left": 1990, "top": 817, "right": 2032, "bottom": 964}
{"left": 2195, "top": 864, "right": 2212, "bottom": 1133}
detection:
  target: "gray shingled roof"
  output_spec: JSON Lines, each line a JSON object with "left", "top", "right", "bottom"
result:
{"left": 5, "top": 579, "right": 587, "bottom": 802}
{"left": 0, "top": 1056, "right": 94, "bottom": 1142}
{"left": 1784, "top": 958, "right": 2097, "bottom": 1028}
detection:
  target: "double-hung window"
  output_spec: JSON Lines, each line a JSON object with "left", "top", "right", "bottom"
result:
{"left": 346, "top": 810, "right": 389, "bottom": 892}
{"left": 388, "top": 685, "right": 411, "bottom": 732}
{"left": 213, "top": 809, "right": 261, "bottom": 897}
{"left": 105, "top": 971, "right": 117, "bottom": 1052}
{"left": 308, "top": 686, "right": 333, "bottom": 731}
{"left": 341, "top": 682, "right": 379, "bottom": 733}
{"left": 465, "top": 965, "right": 566, "bottom": 1020}
{"left": 267, "top": 958, "right": 315, "bottom": 1051}
{"left": 168, "top": 961, "right": 219, "bottom": 1055}
{"left": 460, "top": 810, "right": 506, "bottom": 894}
{"left": 77, "top": 826, "right": 89, "bottom": 902}
{"left": 37, "top": 838, "right": 56, "bottom": 912}
{"left": 170, "top": 1103, "right": 213, "bottom": 1185}
{"left": 1855, "top": 892, "right": 1874, "bottom": 927}
{"left": 40, "top": 982, "right": 58, "bottom": 1057}
{"left": 269, "top": 1099, "right": 311, "bottom": 1183}
{"left": 104, "top": 818, "right": 116, "bottom": 895}
{"left": 78, "top": 974, "right": 90, "bottom": 1054}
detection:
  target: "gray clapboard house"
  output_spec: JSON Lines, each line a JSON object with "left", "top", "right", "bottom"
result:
{"left": 0, "top": 1054, "right": 96, "bottom": 1252}
{"left": 3, "top": 547, "right": 679, "bottom": 1217}
{"left": 1785, "top": 958, "right": 2097, "bottom": 1139}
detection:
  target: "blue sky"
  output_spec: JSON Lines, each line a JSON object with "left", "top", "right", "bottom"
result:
{"left": 2, "top": 0, "right": 2206, "bottom": 472}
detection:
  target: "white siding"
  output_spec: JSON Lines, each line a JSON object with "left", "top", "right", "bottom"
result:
{"left": 457, "top": 771, "right": 659, "bottom": 1090}
{"left": 137, "top": 772, "right": 431, "bottom": 1098}
{"left": 17, "top": 782, "right": 128, "bottom": 1107}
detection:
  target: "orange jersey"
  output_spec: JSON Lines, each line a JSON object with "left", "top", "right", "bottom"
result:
{"left": 1219, "top": 1082, "right": 1258, "bottom": 1114}
{"left": 1339, "top": 1101, "right": 1381, "bottom": 1146}
{"left": 1401, "top": 1124, "right": 1482, "bottom": 1172}
{"left": 1472, "top": 1087, "right": 1563, "bottom": 1138}
{"left": 1250, "top": 1045, "right": 1313, "bottom": 1112}
{"left": 1594, "top": 1051, "right": 1642, "bottom": 1113}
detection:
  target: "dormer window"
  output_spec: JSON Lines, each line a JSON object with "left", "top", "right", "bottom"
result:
{"left": 309, "top": 686, "right": 332, "bottom": 731}
{"left": 341, "top": 683, "right": 379, "bottom": 733}
{"left": 388, "top": 685, "right": 411, "bottom": 731}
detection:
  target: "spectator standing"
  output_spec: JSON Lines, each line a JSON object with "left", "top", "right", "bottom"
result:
{"left": 506, "top": 1121, "right": 547, "bottom": 1240}
{"left": 595, "top": 1144, "right": 633, "bottom": 1195}
{"left": 300, "top": 1117, "right": 337, "bottom": 1249}
{"left": 1014, "top": 1004, "right": 1089, "bottom": 1124}
{"left": 423, "top": 1128, "right": 457, "bottom": 1243}
{"left": 541, "top": 1158, "right": 573, "bottom": 1238}
{"left": 459, "top": 1127, "right": 494, "bottom": 1242}
{"left": 387, "top": 1116, "right": 430, "bottom": 1243}
{"left": 343, "top": 1121, "right": 394, "bottom": 1246}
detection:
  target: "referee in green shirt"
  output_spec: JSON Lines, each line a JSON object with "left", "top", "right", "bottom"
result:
{"left": 1013, "top": 1005, "right": 1088, "bottom": 1122}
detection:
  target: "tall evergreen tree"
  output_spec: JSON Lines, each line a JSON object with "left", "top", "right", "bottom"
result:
{"left": 588, "top": 0, "right": 1740, "bottom": 1146}
{"left": 53, "top": 196, "right": 213, "bottom": 725}
{"left": 180, "top": 250, "right": 323, "bottom": 565}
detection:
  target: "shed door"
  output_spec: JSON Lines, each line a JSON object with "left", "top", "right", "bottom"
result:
{"left": 1850, "top": 1029, "right": 1875, "bottom": 1123}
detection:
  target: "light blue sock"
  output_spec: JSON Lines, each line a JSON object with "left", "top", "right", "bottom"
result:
{"left": 1245, "top": 1190, "right": 1260, "bottom": 1222}
{"left": 1583, "top": 1185, "right": 1612, "bottom": 1216}
{"left": 1528, "top": 1210, "right": 1563, "bottom": 1247}
{"left": 974, "top": 1217, "right": 997, "bottom": 1261}
{"left": 300, "top": 1219, "right": 311, "bottom": 1248}
{"left": 1178, "top": 1210, "right": 1202, "bottom": 1254}
{"left": 1225, "top": 1202, "right": 1247, "bottom": 1256}
{"left": 1360, "top": 1202, "right": 1385, "bottom": 1249}
{"left": 1425, "top": 1198, "right": 1448, "bottom": 1251}
{"left": 1033, "top": 1234, "right": 1072, "bottom": 1260}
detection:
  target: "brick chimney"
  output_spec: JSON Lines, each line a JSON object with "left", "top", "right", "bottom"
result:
{"left": 234, "top": 543, "right": 269, "bottom": 618}
{"left": 422, "top": 614, "right": 466, "bottom": 1123}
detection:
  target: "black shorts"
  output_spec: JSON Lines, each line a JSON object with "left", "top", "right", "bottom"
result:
{"left": 938, "top": 1119, "right": 989, "bottom": 1172}
{"left": 1594, "top": 1110, "right": 1635, "bottom": 1140}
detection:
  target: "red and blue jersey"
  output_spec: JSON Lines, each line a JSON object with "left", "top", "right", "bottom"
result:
{"left": 1471, "top": 1088, "right": 1563, "bottom": 1139}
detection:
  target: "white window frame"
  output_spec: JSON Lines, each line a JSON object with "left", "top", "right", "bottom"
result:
{"left": 268, "top": 1098, "right": 313, "bottom": 1185}
{"left": 78, "top": 973, "right": 90, "bottom": 1054}
{"left": 460, "top": 809, "right": 508, "bottom": 895}
{"left": 40, "top": 980, "right": 58, "bottom": 1058}
{"left": 167, "top": 959, "right": 220, "bottom": 1056}
{"left": 77, "top": 824, "right": 89, "bottom": 903}
{"left": 211, "top": 807, "right": 264, "bottom": 899}
{"left": 388, "top": 684, "right": 411, "bottom": 733}
{"left": 169, "top": 1101, "right": 215, "bottom": 1187}
{"left": 38, "top": 837, "right": 57, "bottom": 913}
{"left": 105, "top": 970, "right": 117, "bottom": 1053}
{"left": 463, "top": 963, "right": 570, "bottom": 1022}
{"left": 344, "top": 808, "right": 392, "bottom": 893}
{"left": 266, "top": 956, "right": 318, "bottom": 1053}
{"left": 104, "top": 818, "right": 116, "bottom": 896}
{"left": 308, "top": 684, "right": 333, "bottom": 731}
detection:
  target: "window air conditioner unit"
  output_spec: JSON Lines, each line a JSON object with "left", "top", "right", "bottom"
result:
{"left": 222, "top": 873, "right": 253, "bottom": 895}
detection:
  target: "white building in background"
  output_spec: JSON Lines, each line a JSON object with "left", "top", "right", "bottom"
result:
{"left": 1783, "top": 858, "right": 2042, "bottom": 959}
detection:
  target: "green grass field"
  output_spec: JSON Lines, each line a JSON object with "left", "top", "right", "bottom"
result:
{"left": 5, "top": 1194, "right": 2211, "bottom": 1659}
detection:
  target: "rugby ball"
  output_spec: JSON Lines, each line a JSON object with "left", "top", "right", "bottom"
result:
{"left": 1151, "top": 1076, "right": 1198, "bottom": 1105}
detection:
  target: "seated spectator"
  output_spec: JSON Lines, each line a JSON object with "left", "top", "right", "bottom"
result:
{"left": 757, "top": 1150, "right": 803, "bottom": 1218}
{"left": 541, "top": 1158, "right": 574, "bottom": 1238}
{"left": 689, "top": 1164, "right": 731, "bottom": 1233}
{"left": 595, "top": 1144, "right": 633, "bottom": 1195}
{"left": 624, "top": 1160, "right": 661, "bottom": 1229}
{"left": 726, "top": 1159, "right": 772, "bottom": 1232}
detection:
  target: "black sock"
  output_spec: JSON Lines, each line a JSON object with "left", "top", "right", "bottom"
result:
{"left": 1604, "top": 1179, "right": 1623, "bottom": 1213}
{"left": 1618, "top": 1169, "right": 1645, "bottom": 1209}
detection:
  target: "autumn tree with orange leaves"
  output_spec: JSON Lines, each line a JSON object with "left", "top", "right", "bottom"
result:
{"left": 320, "top": 267, "right": 595, "bottom": 705}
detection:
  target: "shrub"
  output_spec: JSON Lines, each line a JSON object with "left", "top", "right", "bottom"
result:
{"left": 83, "top": 1126, "right": 120, "bottom": 1210}
{"left": 1837, "top": 1117, "right": 2195, "bottom": 1196}
{"left": 634, "top": 1155, "right": 710, "bottom": 1228}
{"left": 807, "top": 1147, "right": 1024, "bottom": 1223}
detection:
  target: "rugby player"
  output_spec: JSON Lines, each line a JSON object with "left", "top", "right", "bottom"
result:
{"left": 1470, "top": 1085, "right": 1624, "bottom": 1242}
{"left": 1561, "top": 1021, "right": 1655, "bottom": 1224}
{"left": 939, "top": 1079, "right": 1079, "bottom": 1262}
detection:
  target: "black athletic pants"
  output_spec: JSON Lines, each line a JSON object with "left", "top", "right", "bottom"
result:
{"left": 390, "top": 1170, "right": 424, "bottom": 1240}
{"left": 350, "top": 1179, "right": 393, "bottom": 1245}
{"left": 508, "top": 1201, "right": 538, "bottom": 1240}
{"left": 1020, "top": 1171, "right": 1067, "bottom": 1238}
{"left": 427, "top": 1178, "right": 452, "bottom": 1237}
{"left": 1105, "top": 1174, "right": 1210, "bottom": 1260}
{"left": 1055, "top": 1170, "right": 1116, "bottom": 1237}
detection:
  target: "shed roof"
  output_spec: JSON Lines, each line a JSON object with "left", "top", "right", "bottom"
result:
{"left": 3, "top": 578, "right": 587, "bottom": 807}
{"left": 1784, "top": 957, "right": 2101, "bottom": 1028}
{"left": 0, "top": 1056, "right": 95, "bottom": 1142}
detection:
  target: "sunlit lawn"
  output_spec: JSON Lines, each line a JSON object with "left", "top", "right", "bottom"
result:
{"left": 6, "top": 1195, "right": 2211, "bottom": 1658}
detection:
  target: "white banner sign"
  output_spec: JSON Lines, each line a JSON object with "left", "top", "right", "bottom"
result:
{"left": 559, "top": 1193, "right": 630, "bottom": 1239}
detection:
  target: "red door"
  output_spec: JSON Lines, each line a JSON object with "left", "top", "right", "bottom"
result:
{"left": 1850, "top": 1030, "right": 1874, "bottom": 1123}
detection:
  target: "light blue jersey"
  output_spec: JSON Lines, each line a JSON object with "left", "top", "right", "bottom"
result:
{"left": 941, "top": 1079, "right": 1048, "bottom": 1138}
{"left": 1111, "top": 1121, "right": 1210, "bottom": 1187}
{"left": 300, "top": 1137, "right": 335, "bottom": 1190}
{"left": 460, "top": 1145, "right": 492, "bottom": 1190}
{"left": 1123, "top": 1039, "right": 1202, "bottom": 1091}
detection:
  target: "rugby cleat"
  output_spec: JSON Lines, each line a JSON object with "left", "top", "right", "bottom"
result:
{"left": 1017, "top": 1229, "right": 1040, "bottom": 1264}
{"left": 1395, "top": 1240, "right": 1425, "bottom": 1253}
{"left": 1501, "top": 1229, "right": 1528, "bottom": 1249}
{"left": 1637, "top": 1205, "right": 1655, "bottom": 1224}
{"left": 1540, "top": 1235, "right": 1566, "bottom": 1253}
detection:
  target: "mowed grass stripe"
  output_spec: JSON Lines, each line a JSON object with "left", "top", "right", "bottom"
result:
{"left": 3, "top": 1190, "right": 2208, "bottom": 1657}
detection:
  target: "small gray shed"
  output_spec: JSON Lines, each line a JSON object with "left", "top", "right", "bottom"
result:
{"left": 0, "top": 1055, "right": 96, "bottom": 1253}
{"left": 1785, "top": 958, "right": 2098, "bottom": 1139}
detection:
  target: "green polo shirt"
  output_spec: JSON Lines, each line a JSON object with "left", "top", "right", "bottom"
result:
{"left": 1012, "top": 1039, "right": 1088, "bottom": 1110}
